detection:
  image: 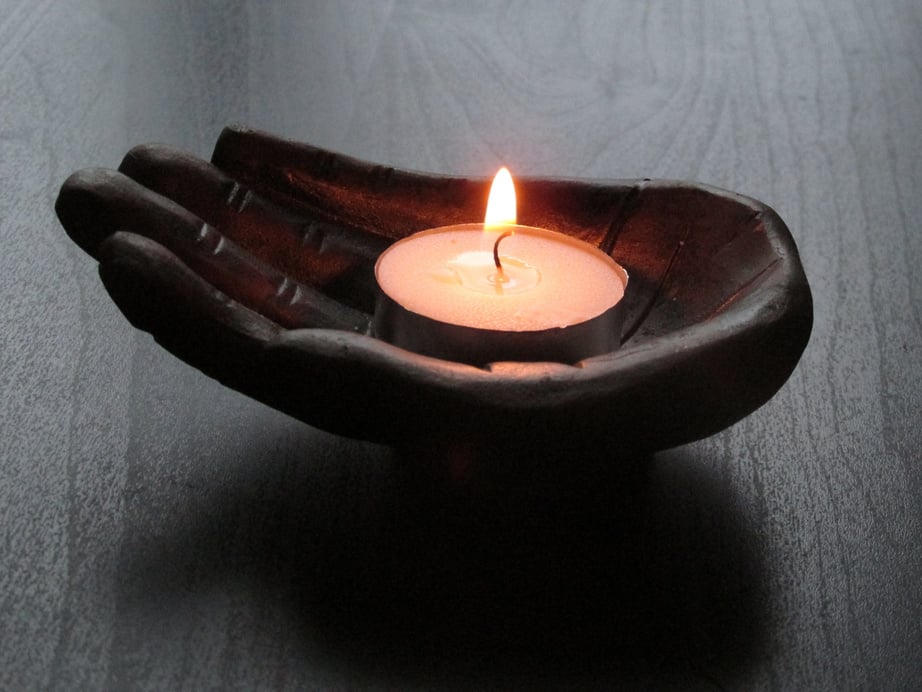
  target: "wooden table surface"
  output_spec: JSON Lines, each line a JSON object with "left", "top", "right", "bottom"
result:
{"left": 2, "top": 1, "right": 920, "bottom": 689}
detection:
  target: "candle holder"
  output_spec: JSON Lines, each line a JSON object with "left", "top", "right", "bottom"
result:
{"left": 56, "top": 126, "right": 812, "bottom": 464}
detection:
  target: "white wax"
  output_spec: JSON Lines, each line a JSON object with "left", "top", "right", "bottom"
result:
{"left": 375, "top": 224, "right": 626, "bottom": 332}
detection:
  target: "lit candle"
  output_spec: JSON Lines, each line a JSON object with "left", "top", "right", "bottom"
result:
{"left": 373, "top": 168, "right": 628, "bottom": 365}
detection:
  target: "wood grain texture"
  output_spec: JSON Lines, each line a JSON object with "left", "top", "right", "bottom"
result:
{"left": 1, "top": 0, "right": 920, "bottom": 689}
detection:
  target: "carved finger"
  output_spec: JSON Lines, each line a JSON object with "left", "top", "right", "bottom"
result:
{"left": 210, "top": 125, "right": 644, "bottom": 250}
{"left": 56, "top": 170, "right": 370, "bottom": 332}
{"left": 118, "top": 145, "right": 387, "bottom": 311}
{"left": 97, "top": 232, "right": 281, "bottom": 405}
{"left": 97, "top": 232, "right": 409, "bottom": 440}
{"left": 211, "top": 125, "right": 491, "bottom": 239}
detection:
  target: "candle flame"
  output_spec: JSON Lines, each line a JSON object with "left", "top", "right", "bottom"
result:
{"left": 484, "top": 167, "right": 516, "bottom": 229}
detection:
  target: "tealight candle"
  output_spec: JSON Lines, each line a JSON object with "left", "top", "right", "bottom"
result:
{"left": 373, "top": 169, "right": 628, "bottom": 365}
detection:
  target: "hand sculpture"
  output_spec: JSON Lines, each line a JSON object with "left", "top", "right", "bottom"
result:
{"left": 56, "top": 126, "right": 811, "bottom": 457}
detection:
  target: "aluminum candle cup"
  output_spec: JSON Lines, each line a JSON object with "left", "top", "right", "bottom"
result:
{"left": 373, "top": 223, "right": 629, "bottom": 365}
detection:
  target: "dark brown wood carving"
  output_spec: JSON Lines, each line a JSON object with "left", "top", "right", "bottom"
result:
{"left": 55, "top": 125, "right": 812, "bottom": 456}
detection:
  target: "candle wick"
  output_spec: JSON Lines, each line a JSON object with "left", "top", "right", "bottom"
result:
{"left": 493, "top": 230, "right": 515, "bottom": 278}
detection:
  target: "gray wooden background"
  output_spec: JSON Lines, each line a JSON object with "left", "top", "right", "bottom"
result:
{"left": 1, "top": 1, "right": 920, "bottom": 689}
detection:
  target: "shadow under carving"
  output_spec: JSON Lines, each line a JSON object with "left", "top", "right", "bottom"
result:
{"left": 114, "top": 430, "right": 767, "bottom": 687}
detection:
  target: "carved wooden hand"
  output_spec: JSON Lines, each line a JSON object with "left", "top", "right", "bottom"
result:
{"left": 56, "top": 125, "right": 811, "bottom": 453}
